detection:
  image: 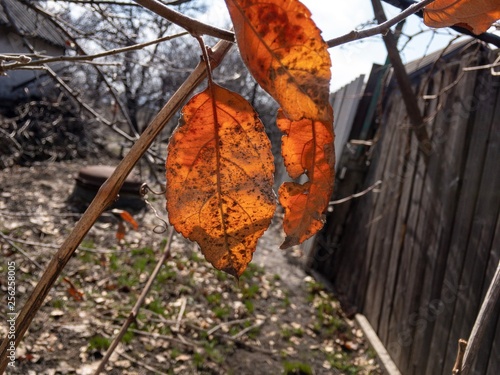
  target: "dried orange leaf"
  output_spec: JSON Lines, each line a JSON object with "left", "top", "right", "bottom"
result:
{"left": 116, "top": 220, "right": 126, "bottom": 241}
{"left": 118, "top": 210, "right": 139, "bottom": 230}
{"left": 225, "top": 0, "right": 335, "bottom": 247}
{"left": 277, "top": 109, "right": 335, "bottom": 248}
{"left": 63, "top": 277, "right": 84, "bottom": 301}
{"left": 424, "top": 0, "right": 500, "bottom": 34}
{"left": 166, "top": 84, "right": 276, "bottom": 277}
{"left": 225, "top": 0, "right": 332, "bottom": 122}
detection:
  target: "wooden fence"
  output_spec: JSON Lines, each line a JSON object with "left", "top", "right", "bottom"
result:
{"left": 307, "top": 41, "right": 500, "bottom": 375}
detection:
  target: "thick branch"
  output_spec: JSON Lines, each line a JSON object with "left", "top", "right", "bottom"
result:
{"left": 371, "top": 0, "right": 432, "bottom": 159}
{"left": 327, "top": 0, "right": 435, "bottom": 48}
{"left": 132, "top": 0, "right": 235, "bottom": 42}
{"left": 0, "top": 38, "right": 233, "bottom": 373}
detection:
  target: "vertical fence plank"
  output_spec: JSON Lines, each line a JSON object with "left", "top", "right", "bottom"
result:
{"left": 363, "top": 93, "right": 408, "bottom": 332}
{"left": 407, "top": 57, "right": 477, "bottom": 375}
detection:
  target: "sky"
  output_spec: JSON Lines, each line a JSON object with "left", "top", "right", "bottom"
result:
{"left": 201, "top": 0, "right": 466, "bottom": 92}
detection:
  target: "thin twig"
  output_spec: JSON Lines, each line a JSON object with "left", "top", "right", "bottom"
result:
{"left": 0, "top": 235, "right": 127, "bottom": 254}
{"left": 93, "top": 226, "right": 175, "bottom": 374}
{"left": 207, "top": 318, "right": 250, "bottom": 335}
{"left": 128, "top": 327, "right": 196, "bottom": 348}
{"left": 174, "top": 296, "right": 187, "bottom": 332}
{"left": 463, "top": 54, "right": 500, "bottom": 75}
{"left": 329, "top": 180, "right": 382, "bottom": 206}
{"left": 186, "top": 322, "right": 276, "bottom": 355}
{"left": 231, "top": 319, "right": 265, "bottom": 339}
{"left": 452, "top": 339, "right": 467, "bottom": 374}
{"left": 0, "top": 231, "right": 44, "bottom": 270}
{"left": 327, "top": 0, "right": 435, "bottom": 48}
{"left": 118, "top": 348, "right": 171, "bottom": 375}
{"left": 0, "top": 32, "right": 188, "bottom": 71}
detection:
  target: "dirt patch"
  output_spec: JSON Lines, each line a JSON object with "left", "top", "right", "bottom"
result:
{"left": 0, "top": 160, "right": 381, "bottom": 374}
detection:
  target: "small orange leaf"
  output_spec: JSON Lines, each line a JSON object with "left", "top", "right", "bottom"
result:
{"left": 118, "top": 210, "right": 139, "bottom": 230}
{"left": 424, "top": 0, "right": 500, "bottom": 34}
{"left": 63, "top": 277, "right": 84, "bottom": 301}
{"left": 116, "top": 220, "right": 126, "bottom": 241}
{"left": 225, "top": 0, "right": 332, "bottom": 122}
{"left": 112, "top": 209, "right": 138, "bottom": 241}
{"left": 166, "top": 84, "right": 276, "bottom": 277}
{"left": 277, "top": 109, "right": 335, "bottom": 248}
{"left": 225, "top": 0, "right": 335, "bottom": 247}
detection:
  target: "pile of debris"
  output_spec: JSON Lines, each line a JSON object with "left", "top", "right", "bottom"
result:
{"left": 0, "top": 99, "right": 102, "bottom": 168}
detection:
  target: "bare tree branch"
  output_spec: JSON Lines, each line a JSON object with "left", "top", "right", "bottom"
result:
{"left": 327, "top": 0, "right": 436, "bottom": 48}
{"left": 371, "top": 0, "right": 432, "bottom": 158}
{"left": 0, "top": 32, "right": 188, "bottom": 71}
{"left": 132, "top": 0, "right": 235, "bottom": 42}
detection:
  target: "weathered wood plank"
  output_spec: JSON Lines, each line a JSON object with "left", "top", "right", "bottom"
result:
{"left": 363, "top": 93, "right": 408, "bottom": 332}
{"left": 390, "top": 70, "right": 448, "bottom": 373}
{"left": 425, "top": 67, "right": 494, "bottom": 375}
{"left": 359, "top": 95, "right": 402, "bottom": 317}
{"left": 486, "top": 219, "right": 500, "bottom": 375}
{"left": 387, "top": 74, "right": 438, "bottom": 371}
{"left": 407, "top": 56, "right": 479, "bottom": 375}
{"left": 378, "top": 129, "right": 417, "bottom": 349}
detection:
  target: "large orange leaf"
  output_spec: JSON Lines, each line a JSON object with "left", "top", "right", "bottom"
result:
{"left": 424, "top": 0, "right": 500, "bottom": 34}
{"left": 166, "top": 84, "right": 276, "bottom": 277}
{"left": 277, "top": 108, "right": 335, "bottom": 248}
{"left": 225, "top": 0, "right": 335, "bottom": 247}
{"left": 224, "top": 0, "right": 332, "bottom": 122}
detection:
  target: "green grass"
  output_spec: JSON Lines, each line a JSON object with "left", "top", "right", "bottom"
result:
{"left": 281, "top": 325, "right": 304, "bottom": 341}
{"left": 242, "top": 284, "right": 259, "bottom": 299}
{"left": 327, "top": 352, "right": 362, "bottom": 374}
{"left": 206, "top": 293, "right": 222, "bottom": 306}
{"left": 121, "top": 330, "right": 134, "bottom": 344}
{"left": 131, "top": 246, "right": 155, "bottom": 258}
{"left": 146, "top": 298, "right": 165, "bottom": 315}
{"left": 282, "top": 361, "right": 313, "bottom": 375}
{"left": 156, "top": 265, "right": 177, "bottom": 283}
{"left": 51, "top": 299, "right": 64, "bottom": 309}
{"left": 89, "top": 335, "right": 111, "bottom": 351}
{"left": 244, "top": 299, "right": 255, "bottom": 314}
{"left": 109, "top": 253, "right": 119, "bottom": 271}
{"left": 213, "top": 305, "right": 230, "bottom": 319}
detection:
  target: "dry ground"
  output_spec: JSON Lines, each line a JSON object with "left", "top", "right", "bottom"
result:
{"left": 0, "top": 160, "right": 381, "bottom": 375}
